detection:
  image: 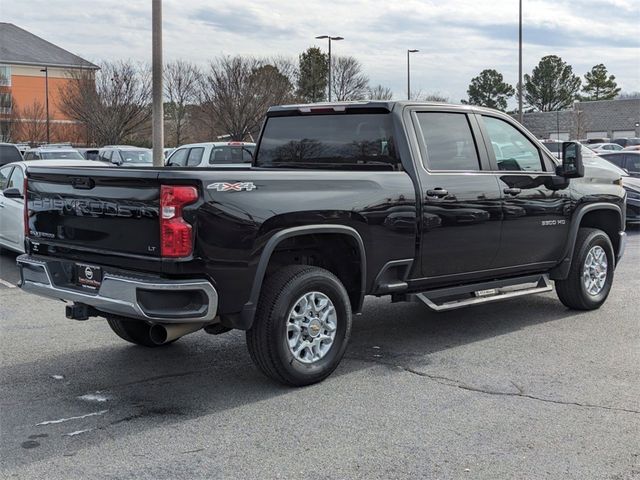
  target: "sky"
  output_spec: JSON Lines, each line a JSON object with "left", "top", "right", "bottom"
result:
{"left": 4, "top": 0, "right": 640, "bottom": 104}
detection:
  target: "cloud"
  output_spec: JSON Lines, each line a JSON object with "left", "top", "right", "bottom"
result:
{"left": 2, "top": 0, "right": 639, "bottom": 103}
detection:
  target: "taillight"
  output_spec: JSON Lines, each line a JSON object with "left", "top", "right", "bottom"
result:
{"left": 160, "top": 185, "right": 198, "bottom": 257}
{"left": 23, "top": 176, "right": 29, "bottom": 238}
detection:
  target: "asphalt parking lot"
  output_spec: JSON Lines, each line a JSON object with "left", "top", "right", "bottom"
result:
{"left": 1, "top": 229, "right": 639, "bottom": 480}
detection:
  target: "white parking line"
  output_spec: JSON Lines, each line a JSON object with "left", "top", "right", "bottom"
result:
{"left": 0, "top": 278, "right": 16, "bottom": 289}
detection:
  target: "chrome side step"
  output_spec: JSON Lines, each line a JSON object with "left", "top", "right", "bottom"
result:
{"left": 410, "top": 274, "right": 552, "bottom": 312}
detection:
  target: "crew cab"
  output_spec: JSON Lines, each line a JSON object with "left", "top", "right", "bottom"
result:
{"left": 17, "top": 101, "right": 627, "bottom": 386}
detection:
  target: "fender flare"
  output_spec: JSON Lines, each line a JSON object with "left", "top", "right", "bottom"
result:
{"left": 550, "top": 202, "right": 623, "bottom": 280}
{"left": 238, "top": 225, "right": 367, "bottom": 329}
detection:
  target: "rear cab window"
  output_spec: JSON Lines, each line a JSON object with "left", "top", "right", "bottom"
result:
{"left": 255, "top": 113, "right": 401, "bottom": 170}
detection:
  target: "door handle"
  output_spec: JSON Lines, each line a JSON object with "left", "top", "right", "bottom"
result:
{"left": 503, "top": 187, "right": 521, "bottom": 196}
{"left": 426, "top": 188, "right": 449, "bottom": 198}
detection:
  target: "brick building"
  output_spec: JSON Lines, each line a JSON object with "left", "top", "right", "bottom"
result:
{"left": 519, "top": 98, "right": 640, "bottom": 141}
{"left": 0, "top": 23, "right": 98, "bottom": 143}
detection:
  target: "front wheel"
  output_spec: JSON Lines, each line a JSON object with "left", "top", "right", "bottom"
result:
{"left": 246, "top": 265, "right": 352, "bottom": 387}
{"left": 556, "top": 228, "right": 615, "bottom": 310}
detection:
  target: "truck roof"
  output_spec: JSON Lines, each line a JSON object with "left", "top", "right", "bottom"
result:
{"left": 267, "top": 100, "right": 498, "bottom": 116}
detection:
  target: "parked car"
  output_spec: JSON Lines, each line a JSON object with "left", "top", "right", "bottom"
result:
{"left": 77, "top": 148, "right": 101, "bottom": 161}
{"left": 23, "top": 145, "right": 84, "bottom": 161}
{"left": 0, "top": 159, "right": 110, "bottom": 253}
{"left": 17, "top": 101, "right": 627, "bottom": 387}
{"left": 98, "top": 146, "right": 152, "bottom": 167}
{"left": 166, "top": 142, "right": 255, "bottom": 168}
{"left": 612, "top": 137, "right": 640, "bottom": 148}
{"left": 0, "top": 143, "right": 23, "bottom": 166}
{"left": 582, "top": 149, "right": 640, "bottom": 225}
{"left": 599, "top": 151, "right": 640, "bottom": 178}
{"left": 588, "top": 142, "right": 623, "bottom": 152}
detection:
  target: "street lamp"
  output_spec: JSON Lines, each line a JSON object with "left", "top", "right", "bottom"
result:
{"left": 39, "top": 67, "right": 50, "bottom": 144}
{"left": 315, "top": 35, "right": 343, "bottom": 102}
{"left": 518, "top": 0, "right": 523, "bottom": 123}
{"left": 407, "top": 49, "right": 419, "bottom": 100}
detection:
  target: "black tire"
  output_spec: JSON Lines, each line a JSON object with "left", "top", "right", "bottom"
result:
{"left": 246, "top": 265, "right": 352, "bottom": 387}
{"left": 106, "top": 316, "right": 176, "bottom": 347}
{"left": 556, "top": 228, "right": 615, "bottom": 310}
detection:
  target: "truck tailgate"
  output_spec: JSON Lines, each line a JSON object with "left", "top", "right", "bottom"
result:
{"left": 26, "top": 167, "right": 162, "bottom": 257}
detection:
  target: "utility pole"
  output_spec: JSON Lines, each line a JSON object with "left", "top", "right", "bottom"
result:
{"left": 407, "top": 49, "right": 419, "bottom": 100}
{"left": 315, "top": 35, "right": 343, "bottom": 102}
{"left": 518, "top": 0, "right": 523, "bottom": 123}
{"left": 40, "top": 67, "right": 50, "bottom": 144}
{"left": 152, "top": 0, "right": 164, "bottom": 166}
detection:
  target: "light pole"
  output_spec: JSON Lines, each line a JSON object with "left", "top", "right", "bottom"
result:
{"left": 40, "top": 67, "right": 50, "bottom": 144}
{"left": 518, "top": 0, "right": 523, "bottom": 123}
{"left": 407, "top": 49, "right": 419, "bottom": 100}
{"left": 151, "top": 0, "right": 164, "bottom": 167}
{"left": 315, "top": 35, "right": 343, "bottom": 102}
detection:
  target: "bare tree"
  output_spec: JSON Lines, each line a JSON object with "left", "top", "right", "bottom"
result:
{"left": 15, "top": 100, "right": 47, "bottom": 144}
{"left": 418, "top": 92, "right": 449, "bottom": 103}
{"left": 368, "top": 84, "right": 393, "bottom": 100}
{"left": 331, "top": 56, "right": 369, "bottom": 101}
{"left": 198, "top": 56, "right": 296, "bottom": 141}
{"left": 58, "top": 60, "right": 151, "bottom": 145}
{"left": 164, "top": 60, "right": 200, "bottom": 147}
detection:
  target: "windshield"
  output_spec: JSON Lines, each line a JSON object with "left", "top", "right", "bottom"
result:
{"left": 40, "top": 151, "right": 84, "bottom": 160}
{"left": 121, "top": 150, "right": 152, "bottom": 163}
{"left": 581, "top": 146, "right": 628, "bottom": 177}
{"left": 256, "top": 113, "right": 401, "bottom": 170}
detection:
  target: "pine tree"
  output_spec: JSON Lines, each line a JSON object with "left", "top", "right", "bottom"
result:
{"left": 581, "top": 64, "right": 621, "bottom": 101}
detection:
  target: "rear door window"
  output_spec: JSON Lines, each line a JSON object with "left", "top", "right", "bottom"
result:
{"left": 416, "top": 112, "right": 481, "bottom": 171}
{"left": 626, "top": 154, "right": 640, "bottom": 173}
{"left": 186, "top": 147, "right": 204, "bottom": 166}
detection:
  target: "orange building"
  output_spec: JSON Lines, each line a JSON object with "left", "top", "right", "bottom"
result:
{"left": 0, "top": 23, "right": 98, "bottom": 144}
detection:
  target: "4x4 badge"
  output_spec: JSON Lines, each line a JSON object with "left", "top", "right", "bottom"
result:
{"left": 207, "top": 182, "right": 257, "bottom": 192}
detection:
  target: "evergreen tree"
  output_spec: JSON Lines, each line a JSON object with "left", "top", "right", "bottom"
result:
{"left": 297, "top": 47, "right": 328, "bottom": 103}
{"left": 581, "top": 64, "right": 621, "bottom": 101}
{"left": 524, "top": 55, "right": 581, "bottom": 111}
{"left": 463, "top": 69, "right": 515, "bottom": 111}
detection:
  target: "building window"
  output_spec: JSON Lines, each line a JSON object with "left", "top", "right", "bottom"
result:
{"left": 0, "top": 93, "right": 11, "bottom": 114}
{"left": 0, "top": 65, "right": 10, "bottom": 86}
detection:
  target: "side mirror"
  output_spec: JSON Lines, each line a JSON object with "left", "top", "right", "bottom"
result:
{"left": 3, "top": 187, "right": 23, "bottom": 199}
{"left": 556, "top": 142, "right": 584, "bottom": 178}
{"left": 112, "top": 158, "right": 123, "bottom": 166}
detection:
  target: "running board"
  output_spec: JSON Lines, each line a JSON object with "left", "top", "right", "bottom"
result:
{"left": 409, "top": 274, "right": 552, "bottom": 312}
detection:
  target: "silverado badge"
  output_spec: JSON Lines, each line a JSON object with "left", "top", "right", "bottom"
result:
{"left": 207, "top": 182, "right": 257, "bottom": 192}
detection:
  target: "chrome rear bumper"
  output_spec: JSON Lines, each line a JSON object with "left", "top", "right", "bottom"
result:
{"left": 17, "top": 255, "right": 218, "bottom": 323}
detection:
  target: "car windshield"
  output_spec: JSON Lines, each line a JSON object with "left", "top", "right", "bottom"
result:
{"left": 581, "top": 147, "right": 628, "bottom": 177}
{"left": 121, "top": 150, "right": 152, "bottom": 163}
{"left": 40, "top": 151, "right": 84, "bottom": 160}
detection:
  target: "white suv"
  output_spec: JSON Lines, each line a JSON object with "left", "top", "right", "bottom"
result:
{"left": 166, "top": 142, "right": 255, "bottom": 168}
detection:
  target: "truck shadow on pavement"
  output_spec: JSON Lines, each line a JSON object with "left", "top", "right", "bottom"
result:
{"left": 0, "top": 290, "right": 594, "bottom": 468}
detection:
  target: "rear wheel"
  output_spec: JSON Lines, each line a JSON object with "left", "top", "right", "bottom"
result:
{"left": 106, "top": 316, "right": 176, "bottom": 347}
{"left": 246, "top": 265, "right": 352, "bottom": 386}
{"left": 556, "top": 228, "right": 615, "bottom": 310}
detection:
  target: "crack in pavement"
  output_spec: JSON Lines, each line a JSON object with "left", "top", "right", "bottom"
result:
{"left": 347, "top": 355, "right": 640, "bottom": 415}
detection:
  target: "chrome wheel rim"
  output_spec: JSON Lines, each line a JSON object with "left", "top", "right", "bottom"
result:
{"left": 287, "top": 291, "right": 337, "bottom": 364}
{"left": 583, "top": 245, "right": 608, "bottom": 296}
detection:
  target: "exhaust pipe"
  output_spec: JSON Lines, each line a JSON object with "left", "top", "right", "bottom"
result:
{"left": 149, "top": 322, "right": 206, "bottom": 345}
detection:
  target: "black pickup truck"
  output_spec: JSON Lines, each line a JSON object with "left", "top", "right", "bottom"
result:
{"left": 16, "top": 101, "right": 627, "bottom": 386}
